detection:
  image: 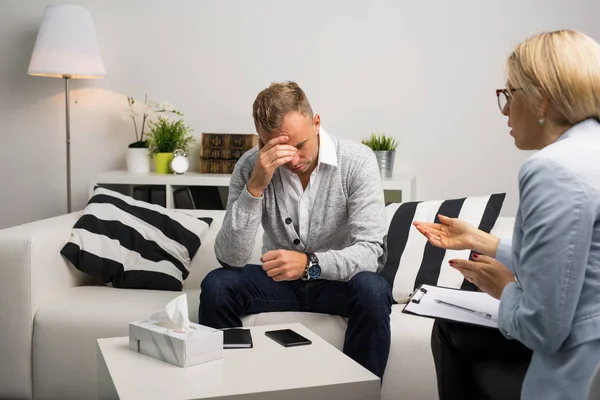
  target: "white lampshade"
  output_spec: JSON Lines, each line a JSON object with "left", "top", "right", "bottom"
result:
{"left": 28, "top": 4, "right": 105, "bottom": 79}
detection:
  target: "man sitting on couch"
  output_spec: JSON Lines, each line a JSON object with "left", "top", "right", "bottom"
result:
{"left": 198, "top": 81, "right": 392, "bottom": 379}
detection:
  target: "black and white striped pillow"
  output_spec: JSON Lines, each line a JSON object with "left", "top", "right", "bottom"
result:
{"left": 61, "top": 188, "right": 212, "bottom": 291}
{"left": 381, "top": 193, "right": 505, "bottom": 303}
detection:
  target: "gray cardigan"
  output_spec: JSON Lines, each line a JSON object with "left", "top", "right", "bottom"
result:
{"left": 214, "top": 135, "right": 387, "bottom": 281}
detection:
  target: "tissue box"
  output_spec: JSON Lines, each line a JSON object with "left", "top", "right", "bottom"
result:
{"left": 129, "top": 320, "right": 223, "bottom": 367}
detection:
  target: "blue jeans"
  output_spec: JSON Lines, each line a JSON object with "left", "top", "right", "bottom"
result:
{"left": 198, "top": 264, "right": 392, "bottom": 379}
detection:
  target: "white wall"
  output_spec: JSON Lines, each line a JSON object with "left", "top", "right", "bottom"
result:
{"left": 1, "top": 0, "right": 599, "bottom": 228}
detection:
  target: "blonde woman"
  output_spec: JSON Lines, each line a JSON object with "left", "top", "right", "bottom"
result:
{"left": 414, "top": 30, "right": 600, "bottom": 400}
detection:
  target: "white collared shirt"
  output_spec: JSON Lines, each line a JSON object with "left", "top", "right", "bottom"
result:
{"left": 279, "top": 128, "right": 337, "bottom": 245}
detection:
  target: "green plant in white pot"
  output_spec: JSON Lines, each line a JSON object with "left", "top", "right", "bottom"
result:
{"left": 123, "top": 95, "right": 152, "bottom": 173}
{"left": 146, "top": 112, "right": 195, "bottom": 174}
{"left": 362, "top": 132, "right": 399, "bottom": 179}
{"left": 124, "top": 96, "right": 183, "bottom": 174}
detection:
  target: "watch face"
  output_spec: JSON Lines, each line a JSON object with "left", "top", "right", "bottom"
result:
{"left": 308, "top": 264, "right": 321, "bottom": 279}
{"left": 171, "top": 156, "right": 189, "bottom": 173}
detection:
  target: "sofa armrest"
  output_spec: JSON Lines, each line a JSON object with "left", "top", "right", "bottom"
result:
{"left": 0, "top": 211, "right": 94, "bottom": 399}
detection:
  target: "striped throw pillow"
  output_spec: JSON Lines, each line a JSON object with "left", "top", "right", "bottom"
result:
{"left": 381, "top": 193, "right": 505, "bottom": 303}
{"left": 61, "top": 188, "right": 212, "bottom": 291}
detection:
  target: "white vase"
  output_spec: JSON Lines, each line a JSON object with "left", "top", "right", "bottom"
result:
{"left": 126, "top": 148, "right": 150, "bottom": 173}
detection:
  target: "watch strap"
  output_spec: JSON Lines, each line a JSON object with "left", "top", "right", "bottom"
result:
{"left": 302, "top": 253, "right": 310, "bottom": 281}
{"left": 302, "top": 253, "right": 319, "bottom": 281}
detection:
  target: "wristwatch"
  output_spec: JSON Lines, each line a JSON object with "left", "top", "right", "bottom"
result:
{"left": 302, "top": 253, "right": 321, "bottom": 281}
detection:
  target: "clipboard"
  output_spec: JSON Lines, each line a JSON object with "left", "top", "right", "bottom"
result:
{"left": 402, "top": 284, "right": 500, "bottom": 329}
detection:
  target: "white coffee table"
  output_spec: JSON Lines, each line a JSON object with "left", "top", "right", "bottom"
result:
{"left": 97, "top": 322, "right": 380, "bottom": 399}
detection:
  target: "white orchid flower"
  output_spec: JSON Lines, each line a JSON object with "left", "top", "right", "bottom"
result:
{"left": 141, "top": 103, "right": 154, "bottom": 116}
{"left": 162, "top": 102, "right": 175, "bottom": 112}
{"left": 147, "top": 100, "right": 160, "bottom": 111}
{"left": 123, "top": 106, "right": 139, "bottom": 120}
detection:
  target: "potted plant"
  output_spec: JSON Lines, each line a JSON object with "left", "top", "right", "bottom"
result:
{"left": 146, "top": 110, "right": 195, "bottom": 174}
{"left": 123, "top": 95, "right": 153, "bottom": 173}
{"left": 362, "top": 132, "right": 399, "bottom": 179}
{"left": 124, "top": 96, "right": 185, "bottom": 173}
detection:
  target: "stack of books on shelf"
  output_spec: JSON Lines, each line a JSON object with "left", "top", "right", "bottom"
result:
{"left": 199, "top": 133, "right": 259, "bottom": 174}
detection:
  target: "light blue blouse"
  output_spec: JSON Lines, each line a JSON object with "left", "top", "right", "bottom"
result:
{"left": 495, "top": 118, "right": 600, "bottom": 399}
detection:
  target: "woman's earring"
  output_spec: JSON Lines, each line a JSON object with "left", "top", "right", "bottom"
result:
{"left": 538, "top": 118, "right": 545, "bottom": 126}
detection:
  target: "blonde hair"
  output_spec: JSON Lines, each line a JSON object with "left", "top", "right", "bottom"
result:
{"left": 252, "top": 81, "right": 313, "bottom": 135}
{"left": 506, "top": 30, "right": 600, "bottom": 125}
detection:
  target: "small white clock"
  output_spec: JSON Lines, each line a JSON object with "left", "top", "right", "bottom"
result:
{"left": 170, "top": 149, "right": 189, "bottom": 174}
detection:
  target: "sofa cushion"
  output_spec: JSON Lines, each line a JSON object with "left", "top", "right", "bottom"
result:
{"left": 61, "top": 188, "right": 212, "bottom": 291}
{"left": 33, "top": 286, "right": 201, "bottom": 400}
{"left": 383, "top": 307, "right": 438, "bottom": 400}
{"left": 382, "top": 193, "right": 506, "bottom": 303}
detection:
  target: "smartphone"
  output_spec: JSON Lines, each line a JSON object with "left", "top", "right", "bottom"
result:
{"left": 265, "top": 329, "right": 312, "bottom": 347}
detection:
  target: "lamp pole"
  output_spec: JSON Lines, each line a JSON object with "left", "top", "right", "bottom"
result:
{"left": 64, "top": 75, "right": 72, "bottom": 213}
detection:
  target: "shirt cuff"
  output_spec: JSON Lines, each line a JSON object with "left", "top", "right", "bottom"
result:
{"left": 244, "top": 185, "right": 264, "bottom": 200}
{"left": 498, "top": 280, "right": 520, "bottom": 339}
{"left": 238, "top": 185, "right": 264, "bottom": 211}
{"left": 495, "top": 236, "right": 514, "bottom": 274}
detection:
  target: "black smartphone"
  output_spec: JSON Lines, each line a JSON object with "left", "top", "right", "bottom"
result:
{"left": 265, "top": 329, "right": 312, "bottom": 347}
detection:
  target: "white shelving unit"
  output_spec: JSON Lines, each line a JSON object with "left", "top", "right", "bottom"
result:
{"left": 90, "top": 170, "right": 417, "bottom": 208}
{"left": 381, "top": 174, "right": 417, "bottom": 203}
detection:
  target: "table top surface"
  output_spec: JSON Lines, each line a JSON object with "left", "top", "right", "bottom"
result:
{"left": 97, "top": 322, "right": 379, "bottom": 399}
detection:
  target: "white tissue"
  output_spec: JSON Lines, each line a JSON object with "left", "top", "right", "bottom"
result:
{"left": 150, "top": 294, "right": 190, "bottom": 331}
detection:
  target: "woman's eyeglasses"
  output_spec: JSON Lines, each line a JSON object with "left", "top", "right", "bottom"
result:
{"left": 496, "top": 88, "right": 521, "bottom": 112}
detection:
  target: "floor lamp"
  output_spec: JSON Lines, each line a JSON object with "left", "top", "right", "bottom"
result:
{"left": 28, "top": 5, "right": 105, "bottom": 213}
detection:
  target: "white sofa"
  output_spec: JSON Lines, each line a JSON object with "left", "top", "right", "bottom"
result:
{"left": 0, "top": 208, "right": 515, "bottom": 400}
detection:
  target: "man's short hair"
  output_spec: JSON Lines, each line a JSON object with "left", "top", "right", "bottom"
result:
{"left": 252, "top": 81, "right": 314, "bottom": 135}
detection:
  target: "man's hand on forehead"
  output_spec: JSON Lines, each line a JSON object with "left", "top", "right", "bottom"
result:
{"left": 247, "top": 135, "right": 297, "bottom": 197}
